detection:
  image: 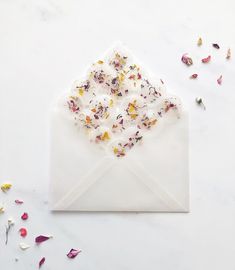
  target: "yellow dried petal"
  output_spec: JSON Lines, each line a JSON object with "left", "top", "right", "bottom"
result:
{"left": 109, "top": 99, "right": 113, "bottom": 107}
{"left": 0, "top": 205, "right": 4, "bottom": 213}
{"left": 101, "top": 131, "right": 110, "bottom": 141}
{"left": 129, "top": 104, "right": 136, "bottom": 113}
{"left": 197, "top": 37, "right": 202, "bottom": 46}
{"left": 97, "top": 60, "right": 104, "bottom": 64}
{"left": 130, "top": 114, "right": 138, "bottom": 119}
{"left": 1, "top": 183, "right": 12, "bottom": 192}
{"left": 226, "top": 48, "right": 231, "bottom": 59}
{"left": 113, "top": 147, "right": 118, "bottom": 154}
{"left": 118, "top": 73, "right": 125, "bottom": 82}
{"left": 78, "top": 88, "right": 84, "bottom": 96}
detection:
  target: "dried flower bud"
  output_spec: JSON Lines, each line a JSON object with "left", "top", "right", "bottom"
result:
{"left": 197, "top": 37, "right": 202, "bottom": 46}
{"left": 181, "top": 53, "right": 193, "bottom": 66}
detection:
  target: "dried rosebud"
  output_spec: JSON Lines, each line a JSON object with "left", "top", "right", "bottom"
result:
{"left": 217, "top": 75, "right": 222, "bottom": 85}
{"left": 35, "top": 235, "right": 52, "bottom": 244}
{"left": 212, "top": 43, "right": 220, "bottom": 49}
{"left": 67, "top": 248, "right": 82, "bottom": 259}
{"left": 39, "top": 257, "right": 45, "bottom": 268}
{"left": 15, "top": 199, "right": 24, "bottom": 204}
{"left": 181, "top": 53, "right": 193, "bottom": 66}
{"left": 21, "top": 212, "right": 28, "bottom": 220}
{"left": 201, "top": 55, "right": 211, "bottom": 63}
{"left": 226, "top": 48, "right": 231, "bottom": 59}
{"left": 197, "top": 37, "right": 202, "bottom": 46}
{"left": 19, "top": 228, "right": 27, "bottom": 237}
{"left": 190, "top": 74, "right": 198, "bottom": 79}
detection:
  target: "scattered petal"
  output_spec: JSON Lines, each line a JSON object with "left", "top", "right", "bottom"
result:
{"left": 19, "top": 242, "right": 30, "bottom": 250}
{"left": 217, "top": 75, "right": 223, "bottom": 85}
{"left": 181, "top": 53, "right": 193, "bottom": 66}
{"left": 1, "top": 183, "right": 12, "bottom": 192}
{"left": 35, "top": 235, "right": 52, "bottom": 244}
{"left": 0, "top": 205, "right": 4, "bottom": 213}
{"left": 19, "top": 228, "right": 27, "bottom": 237}
{"left": 226, "top": 48, "right": 231, "bottom": 59}
{"left": 212, "top": 43, "right": 220, "bottom": 49}
{"left": 197, "top": 37, "right": 202, "bottom": 46}
{"left": 15, "top": 199, "right": 24, "bottom": 204}
{"left": 67, "top": 248, "right": 82, "bottom": 259}
{"left": 195, "top": 97, "right": 206, "bottom": 110}
{"left": 21, "top": 212, "right": 28, "bottom": 220}
{"left": 39, "top": 257, "right": 46, "bottom": 268}
{"left": 201, "top": 55, "right": 211, "bottom": 63}
{"left": 5, "top": 218, "right": 14, "bottom": 245}
{"left": 190, "top": 74, "right": 198, "bottom": 79}
{"left": 8, "top": 217, "right": 14, "bottom": 225}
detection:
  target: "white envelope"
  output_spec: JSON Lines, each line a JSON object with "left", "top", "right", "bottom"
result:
{"left": 50, "top": 45, "right": 189, "bottom": 212}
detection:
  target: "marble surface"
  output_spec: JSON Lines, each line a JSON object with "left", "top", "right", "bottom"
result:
{"left": 0, "top": 0, "right": 235, "bottom": 269}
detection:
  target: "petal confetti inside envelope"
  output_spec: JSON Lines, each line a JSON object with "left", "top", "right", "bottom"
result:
{"left": 50, "top": 44, "right": 189, "bottom": 212}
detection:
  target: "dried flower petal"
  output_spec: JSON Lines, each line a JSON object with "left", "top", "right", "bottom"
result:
{"left": 39, "top": 257, "right": 46, "bottom": 268}
{"left": 21, "top": 212, "right": 28, "bottom": 220}
{"left": 190, "top": 74, "right": 198, "bottom": 79}
{"left": 195, "top": 97, "right": 206, "bottom": 110}
{"left": 19, "top": 242, "right": 30, "bottom": 250}
{"left": 212, "top": 43, "right": 220, "bottom": 49}
{"left": 181, "top": 53, "right": 193, "bottom": 66}
{"left": 197, "top": 37, "right": 202, "bottom": 46}
{"left": 201, "top": 55, "right": 211, "bottom": 63}
{"left": 35, "top": 235, "right": 52, "bottom": 244}
{"left": 15, "top": 199, "right": 24, "bottom": 204}
{"left": 67, "top": 248, "right": 82, "bottom": 259}
{"left": 0, "top": 205, "right": 4, "bottom": 213}
{"left": 19, "top": 228, "right": 27, "bottom": 237}
{"left": 226, "top": 48, "right": 231, "bottom": 59}
{"left": 1, "top": 183, "right": 12, "bottom": 192}
{"left": 217, "top": 75, "right": 222, "bottom": 85}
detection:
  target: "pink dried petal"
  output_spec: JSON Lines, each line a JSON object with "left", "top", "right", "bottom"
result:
{"left": 190, "top": 74, "right": 198, "bottom": 79}
{"left": 181, "top": 53, "right": 193, "bottom": 66}
{"left": 67, "top": 248, "right": 81, "bottom": 259}
{"left": 15, "top": 199, "right": 24, "bottom": 204}
{"left": 21, "top": 212, "right": 28, "bottom": 220}
{"left": 35, "top": 235, "right": 51, "bottom": 244}
{"left": 217, "top": 75, "right": 222, "bottom": 85}
{"left": 19, "top": 228, "right": 27, "bottom": 237}
{"left": 201, "top": 55, "right": 211, "bottom": 63}
{"left": 39, "top": 257, "right": 45, "bottom": 268}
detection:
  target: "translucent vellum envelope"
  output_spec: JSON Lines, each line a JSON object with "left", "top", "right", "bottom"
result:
{"left": 50, "top": 45, "right": 189, "bottom": 212}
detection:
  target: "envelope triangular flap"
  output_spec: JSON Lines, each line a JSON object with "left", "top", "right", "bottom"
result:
{"left": 67, "top": 159, "right": 170, "bottom": 211}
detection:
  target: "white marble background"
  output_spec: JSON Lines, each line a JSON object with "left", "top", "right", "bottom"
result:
{"left": 0, "top": 0, "right": 235, "bottom": 269}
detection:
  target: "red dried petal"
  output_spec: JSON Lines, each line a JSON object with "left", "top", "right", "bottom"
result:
{"left": 35, "top": 235, "right": 51, "bottom": 244}
{"left": 217, "top": 75, "right": 222, "bottom": 85}
{"left": 67, "top": 248, "right": 81, "bottom": 259}
{"left": 201, "top": 55, "right": 211, "bottom": 63}
{"left": 21, "top": 212, "right": 28, "bottom": 220}
{"left": 39, "top": 257, "right": 45, "bottom": 268}
{"left": 19, "top": 228, "right": 27, "bottom": 237}
{"left": 15, "top": 199, "right": 24, "bottom": 204}
{"left": 190, "top": 74, "right": 198, "bottom": 79}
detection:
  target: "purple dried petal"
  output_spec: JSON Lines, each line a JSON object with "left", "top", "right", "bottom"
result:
{"left": 39, "top": 257, "right": 45, "bottom": 268}
{"left": 217, "top": 75, "right": 223, "bottom": 85}
{"left": 15, "top": 199, "right": 24, "bottom": 204}
{"left": 35, "top": 235, "right": 51, "bottom": 244}
{"left": 212, "top": 43, "right": 220, "bottom": 49}
{"left": 67, "top": 248, "right": 81, "bottom": 259}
